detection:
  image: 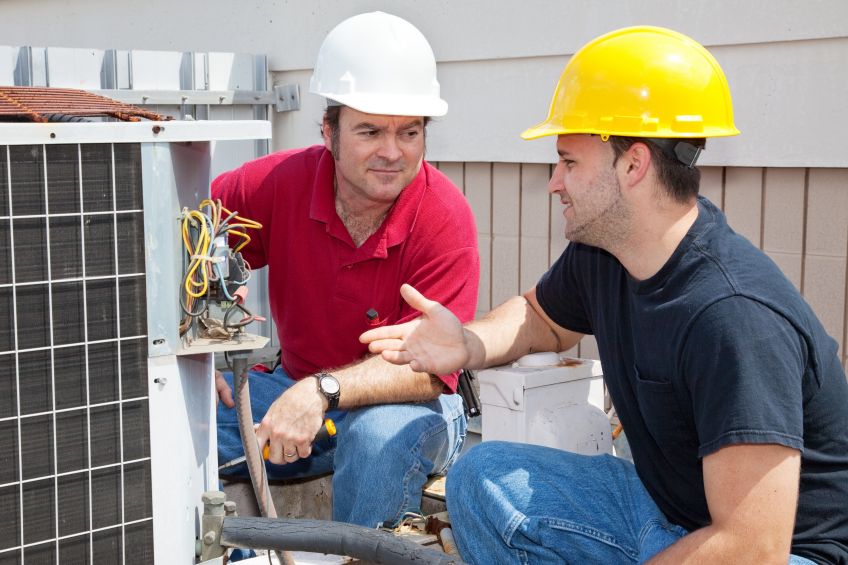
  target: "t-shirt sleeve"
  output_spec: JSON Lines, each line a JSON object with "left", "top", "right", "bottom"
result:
{"left": 535, "top": 243, "right": 593, "bottom": 335}
{"left": 682, "top": 296, "right": 806, "bottom": 458}
{"left": 210, "top": 164, "right": 271, "bottom": 270}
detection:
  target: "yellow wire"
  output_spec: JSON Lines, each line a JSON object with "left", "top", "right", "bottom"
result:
{"left": 180, "top": 200, "right": 262, "bottom": 315}
{"left": 183, "top": 210, "right": 211, "bottom": 298}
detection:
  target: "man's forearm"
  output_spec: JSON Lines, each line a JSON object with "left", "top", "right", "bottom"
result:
{"left": 330, "top": 354, "right": 443, "bottom": 409}
{"left": 464, "top": 294, "right": 565, "bottom": 369}
{"left": 648, "top": 525, "right": 789, "bottom": 565}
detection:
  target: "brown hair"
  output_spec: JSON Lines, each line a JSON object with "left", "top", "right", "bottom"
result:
{"left": 608, "top": 136, "right": 706, "bottom": 203}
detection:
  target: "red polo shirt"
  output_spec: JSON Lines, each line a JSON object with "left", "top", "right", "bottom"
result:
{"left": 211, "top": 145, "right": 479, "bottom": 392}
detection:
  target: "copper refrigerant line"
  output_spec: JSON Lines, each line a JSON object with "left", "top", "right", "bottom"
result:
{"left": 0, "top": 86, "right": 171, "bottom": 122}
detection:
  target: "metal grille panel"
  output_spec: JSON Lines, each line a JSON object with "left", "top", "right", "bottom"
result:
{"left": 0, "top": 142, "right": 153, "bottom": 564}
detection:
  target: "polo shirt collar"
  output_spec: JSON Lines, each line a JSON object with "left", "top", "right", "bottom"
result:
{"left": 309, "top": 148, "right": 428, "bottom": 259}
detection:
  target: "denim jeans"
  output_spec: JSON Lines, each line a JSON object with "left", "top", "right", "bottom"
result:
{"left": 217, "top": 366, "right": 467, "bottom": 528}
{"left": 445, "top": 442, "right": 816, "bottom": 565}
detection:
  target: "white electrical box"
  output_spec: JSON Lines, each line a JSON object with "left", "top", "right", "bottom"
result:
{"left": 478, "top": 352, "right": 612, "bottom": 456}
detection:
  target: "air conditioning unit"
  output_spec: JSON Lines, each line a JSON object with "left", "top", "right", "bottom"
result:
{"left": 0, "top": 120, "right": 270, "bottom": 564}
{"left": 478, "top": 352, "right": 612, "bottom": 456}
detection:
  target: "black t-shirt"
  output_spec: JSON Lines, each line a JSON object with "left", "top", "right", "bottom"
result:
{"left": 536, "top": 197, "right": 848, "bottom": 564}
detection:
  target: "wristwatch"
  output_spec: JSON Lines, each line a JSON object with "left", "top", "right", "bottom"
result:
{"left": 316, "top": 372, "right": 340, "bottom": 410}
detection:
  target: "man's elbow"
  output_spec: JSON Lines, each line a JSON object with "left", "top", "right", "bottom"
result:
{"left": 721, "top": 529, "right": 792, "bottom": 565}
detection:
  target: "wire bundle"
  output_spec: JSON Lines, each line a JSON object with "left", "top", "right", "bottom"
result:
{"left": 179, "top": 199, "right": 263, "bottom": 337}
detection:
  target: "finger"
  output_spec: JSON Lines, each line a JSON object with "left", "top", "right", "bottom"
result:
{"left": 380, "top": 349, "right": 415, "bottom": 366}
{"left": 220, "top": 387, "right": 234, "bottom": 408}
{"left": 366, "top": 338, "right": 407, "bottom": 353}
{"left": 254, "top": 421, "right": 270, "bottom": 454}
{"left": 360, "top": 322, "right": 412, "bottom": 344}
{"left": 399, "top": 283, "right": 439, "bottom": 314}
{"left": 296, "top": 442, "right": 312, "bottom": 459}
{"left": 218, "top": 381, "right": 236, "bottom": 408}
{"left": 215, "top": 372, "right": 235, "bottom": 408}
{"left": 282, "top": 445, "right": 299, "bottom": 464}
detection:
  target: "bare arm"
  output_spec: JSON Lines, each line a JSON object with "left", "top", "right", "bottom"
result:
{"left": 360, "top": 283, "right": 583, "bottom": 374}
{"left": 465, "top": 286, "right": 583, "bottom": 369}
{"left": 648, "top": 443, "right": 800, "bottom": 564}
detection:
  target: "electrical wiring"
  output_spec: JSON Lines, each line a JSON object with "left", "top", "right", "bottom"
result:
{"left": 179, "top": 199, "right": 262, "bottom": 337}
{"left": 223, "top": 301, "right": 259, "bottom": 331}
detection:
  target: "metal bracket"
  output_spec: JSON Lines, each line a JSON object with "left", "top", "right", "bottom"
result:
{"left": 274, "top": 84, "right": 301, "bottom": 112}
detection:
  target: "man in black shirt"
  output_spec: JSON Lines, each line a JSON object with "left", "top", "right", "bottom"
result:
{"left": 361, "top": 26, "right": 848, "bottom": 564}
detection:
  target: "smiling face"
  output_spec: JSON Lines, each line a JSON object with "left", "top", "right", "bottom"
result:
{"left": 548, "top": 134, "right": 632, "bottom": 249}
{"left": 324, "top": 106, "right": 425, "bottom": 209}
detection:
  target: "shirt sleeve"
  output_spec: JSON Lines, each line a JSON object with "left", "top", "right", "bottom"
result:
{"left": 535, "top": 243, "right": 594, "bottom": 335}
{"left": 681, "top": 296, "right": 806, "bottom": 458}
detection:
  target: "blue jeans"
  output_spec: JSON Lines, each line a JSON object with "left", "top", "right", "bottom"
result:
{"left": 217, "top": 366, "right": 467, "bottom": 528}
{"left": 446, "top": 442, "right": 816, "bottom": 565}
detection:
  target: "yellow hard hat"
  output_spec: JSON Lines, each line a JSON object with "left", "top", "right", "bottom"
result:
{"left": 522, "top": 26, "right": 740, "bottom": 140}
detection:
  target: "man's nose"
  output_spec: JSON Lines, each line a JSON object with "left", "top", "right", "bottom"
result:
{"left": 376, "top": 134, "right": 403, "bottom": 161}
{"left": 548, "top": 161, "right": 565, "bottom": 195}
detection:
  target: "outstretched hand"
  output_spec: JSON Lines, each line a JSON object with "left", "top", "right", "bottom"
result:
{"left": 359, "top": 284, "right": 470, "bottom": 375}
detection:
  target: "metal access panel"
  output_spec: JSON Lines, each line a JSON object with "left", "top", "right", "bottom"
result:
{"left": 0, "top": 120, "right": 270, "bottom": 564}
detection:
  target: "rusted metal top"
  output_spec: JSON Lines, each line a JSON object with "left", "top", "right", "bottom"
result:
{"left": 0, "top": 86, "right": 173, "bottom": 123}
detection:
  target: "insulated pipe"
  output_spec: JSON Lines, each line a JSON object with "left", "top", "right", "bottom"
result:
{"left": 231, "top": 354, "right": 295, "bottom": 565}
{"left": 439, "top": 526, "right": 460, "bottom": 557}
{"left": 220, "top": 516, "right": 467, "bottom": 565}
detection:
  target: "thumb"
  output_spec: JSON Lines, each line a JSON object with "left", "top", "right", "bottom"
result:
{"left": 399, "top": 284, "right": 438, "bottom": 315}
{"left": 216, "top": 372, "right": 235, "bottom": 408}
{"left": 221, "top": 386, "right": 235, "bottom": 408}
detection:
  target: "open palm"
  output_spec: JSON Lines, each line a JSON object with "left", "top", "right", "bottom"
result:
{"left": 360, "top": 284, "right": 470, "bottom": 375}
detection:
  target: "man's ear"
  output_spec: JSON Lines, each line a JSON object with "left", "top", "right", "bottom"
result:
{"left": 321, "top": 120, "right": 333, "bottom": 152}
{"left": 620, "top": 141, "right": 652, "bottom": 188}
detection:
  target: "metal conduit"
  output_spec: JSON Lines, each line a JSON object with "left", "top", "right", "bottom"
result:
{"left": 231, "top": 353, "right": 295, "bottom": 565}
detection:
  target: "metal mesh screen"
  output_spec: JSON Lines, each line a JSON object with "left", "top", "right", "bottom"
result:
{"left": 0, "top": 142, "right": 153, "bottom": 564}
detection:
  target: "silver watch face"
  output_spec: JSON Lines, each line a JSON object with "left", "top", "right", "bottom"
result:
{"left": 320, "top": 375, "right": 340, "bottom": 395}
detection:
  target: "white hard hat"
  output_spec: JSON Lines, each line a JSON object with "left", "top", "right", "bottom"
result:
{"left": 309, "top": 11, "right": 448, "bottom": 117}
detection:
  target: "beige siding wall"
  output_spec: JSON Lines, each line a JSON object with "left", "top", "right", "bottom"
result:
{"left": 434, "top": 163, "right": 848, "bottom": 372}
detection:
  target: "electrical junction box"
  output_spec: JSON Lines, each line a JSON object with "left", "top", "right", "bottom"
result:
{"left": 478, "top": 352, "right": 612, "bottom": 456}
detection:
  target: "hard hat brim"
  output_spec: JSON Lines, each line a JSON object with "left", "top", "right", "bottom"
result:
{"left": 316, "top": 92, "right": 448, "bottom": 118}
{"left": 521, "top": 119, "right": 568, "bottom": 141}
{"left": 521, "top": 118, "right": 741, "bottom": 141}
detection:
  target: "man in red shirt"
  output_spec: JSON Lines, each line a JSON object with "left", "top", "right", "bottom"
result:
{"left": 214, "top": 11, "right": 479, "bottom": 528}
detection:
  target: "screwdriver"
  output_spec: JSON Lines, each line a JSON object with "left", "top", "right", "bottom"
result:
{"left": 218, "top": 418, "right": 336, "bottom": 470}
